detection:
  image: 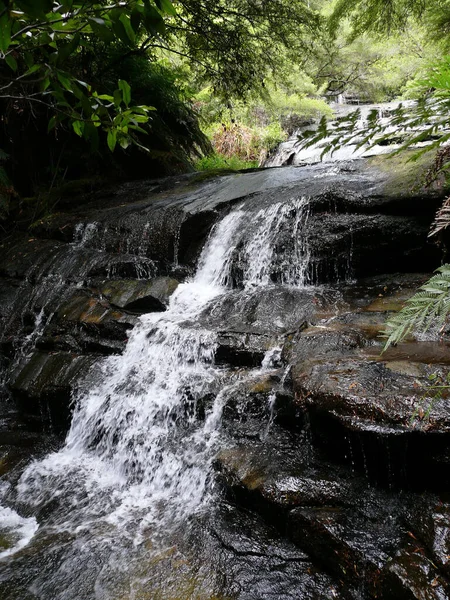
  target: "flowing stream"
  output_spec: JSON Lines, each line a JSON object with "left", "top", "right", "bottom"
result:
{"left": 0, "top": 196, "right": 312, "bottom": 597}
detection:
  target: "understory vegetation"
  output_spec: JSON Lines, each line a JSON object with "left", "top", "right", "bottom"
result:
{"left": 0, "top": 0, "right": 450, "bottom": 251}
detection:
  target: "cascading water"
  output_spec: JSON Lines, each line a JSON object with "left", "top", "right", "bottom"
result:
{"left": 240, "top": 197, "right": 311, "bottom": 288}
{"left": 0, "top": 196, "right": 314, "bottom": 597}
{"left": 264, "top": 101, "right": 413, "bottom": 168}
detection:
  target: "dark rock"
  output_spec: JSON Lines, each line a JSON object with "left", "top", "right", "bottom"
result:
{"left": 177, "top": 210, "right": 218, "bottom": 266}
{"left": 283, "top": 326, "right": 366, "bottom": 364}
{"left": 215, "top": 332, "right": 269, "bottom": 367}
{"left": 37, "top": 290, "right": 138, "bottom": 357}
{"left": 199, "top": 287, "right": 321, "bottom": 334}
{"left": 381, "top": 539, "right": 450, "bottom": 600}
{"left": 286, "top": 489, "right": 450, "bottom": 599}
{"left": 55, "top": 291, "right": 137, "bottom": 330}
{"left": 218, "top": 443, "right": 355, "bottom": 511}
{"left": 294, "top": 358, "right": 450, "bottom": 431}
{"left": 199, "top": 286, "right": 334, "bottom": 367}
{"left": 193, "top": 504, "right": 351, "bottom": 600}
{"left": 99, "top": 277, "right": 179, "bottom": 312}
{"left": 409, "top": 496, "right": 450, "bottom": 579}
{"left": 305, "top": 213, "right": 439, "bottom": 282}
{"left": 9, "top": 352, "right": 99, "bottom": 432}
{"left": 215, "top": 424, "right": 450, "bottom": 598}
{"left": 217, "top": 371, "right": 297, "bottom": 426}
{"left": 84, "top": 254, "right": 156, "bottom": 281}
{"left": 0, "top": 236, "right": 64, "bottom": 280}
{"left": 293, "top": 357, "right": 450, "bottom": 488}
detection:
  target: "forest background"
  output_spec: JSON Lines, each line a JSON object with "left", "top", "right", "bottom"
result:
{"left": 0, "top": 0, "right": 447, "bottom": 230}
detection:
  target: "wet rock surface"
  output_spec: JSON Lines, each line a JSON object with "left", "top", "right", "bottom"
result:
{"left": 216, "top": 423, "right": 450, "bottom": 599}
{"left": 1, "top": 160, "right": 450, "bottom": 598}
{"left": 10, "top": 352, "right": 100, "bottom": 432}
{"left": 194, "top": 504, "right": 353, "bottom": 600}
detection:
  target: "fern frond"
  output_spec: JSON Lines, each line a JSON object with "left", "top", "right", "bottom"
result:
{"left": 429, "top": 196, "right": 450, "bottom": 238}
{"left": 382, "top": 265, "right": 450, "bottom": 351}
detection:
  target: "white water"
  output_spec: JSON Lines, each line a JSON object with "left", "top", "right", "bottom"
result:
{"left": 265, "top": 101, "right": 415, "bottom": 168}
{"left": 10, "top": 198, "right": 312, "bottom": 556}
{"left": 0, "top": 495, "right": 38, "bottom": 559}
{"left": 242, "top": 197, "right": 311, "bottom": 287}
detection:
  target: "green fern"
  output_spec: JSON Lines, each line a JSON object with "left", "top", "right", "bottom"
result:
{"left": 429, "top": 196, "right": 450, "bottom": 238}
{"left": 383, "top": 265, "right": 450, "bottom": 350}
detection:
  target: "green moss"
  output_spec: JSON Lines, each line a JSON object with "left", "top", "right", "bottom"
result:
{"left": 0, "top": 534, "right": 12, "bottom": 550}
{"left": 368, "top": 149, "right": 450, "bottom": 196}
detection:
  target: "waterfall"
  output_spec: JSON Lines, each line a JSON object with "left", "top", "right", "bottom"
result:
{"left": 264, "top": 101, "right": 411, "bottom": 168}
{"left": 5, "top": 196, "right": 311, "bottom": 562}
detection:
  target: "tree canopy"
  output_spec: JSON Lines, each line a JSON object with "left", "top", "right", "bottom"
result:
{"left": 0, "top": 0, "right": 318, "bottom": 149}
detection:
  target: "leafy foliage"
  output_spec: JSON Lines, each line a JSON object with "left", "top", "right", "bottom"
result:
{"left": 429, "top": 196, "right": 450, "bottom": 239}
{"left": 171, "top": 0, "right": 319, "bottom": 100}
{"left": 0, "top": 0, "right": 324, "bottom": 205}
{"left": 329, "top": 0, "right": 427, "bottom": 38}
{"left": 0, "top": 0, "right": 180, "bottom": 150}
{"left": 383, "top": 265, "right": 450, "bottom": 350}
{"left": 410, "top": 371, "right": 450, "bottom": 425}
{"left": 198, "top": 120, "right": 286, "bottom": 169}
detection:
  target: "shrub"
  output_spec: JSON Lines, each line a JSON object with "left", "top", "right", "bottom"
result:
{"left": 195, "top": 154, "right": 259, "bottom": 171}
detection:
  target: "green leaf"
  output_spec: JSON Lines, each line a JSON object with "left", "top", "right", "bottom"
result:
{"left": 129, "top": 124, "right": 148, "bottom": 134}
{"left": 47, "top": 116, "right": 57, "bottom": 132}
{"left": 131, "top": 7, "right": 142, "bottom": 32}
{"left": 131, "top": 115, "right": 149, "bottom": 123}
{"left": 23, "top": 64, "right": 41, "bottom": 77}
{"left": 16, "top": 0, "right": 53, "bottom": 18}
{"left": 57, "top": 33, "right": 81, "bottom": 66}
{"left": 119, "top": 13, "right": 136, "bottom": 43}
{"left": 0, "top": 14, "right": 11, "bottom": 53}
{"left": 155, "top": 0, "right": 177, "bottom": 16}
{"left": 113, "top": 89, "right": 122, "bottom": 107}
{"left": 57, "top": 71, "right": 73, "bottom": 91}
{"left": 143, "top": 2, "right": 166, "bottom": 35}
{"left": 107, "top": 129, "right": 117, "bottom": 152}
{"left": 24, "top": 53, "right": 34, "bottom": 69}
{"left": 88, "top": 17, "right": 115, "bottom": 42}
{"left": 79, "top": 93, "right": 93, "bottom": 115}
{"left": 5, "top": 54, "right": 17, "bottom": 72}
{"left": 72, "top": 120, "right": 84, "bottom": 137}
{"left": 119, "top": 137, "right": 131, "bottom": 149}
{"left": 111, "top": 17, "right": 133, "bottom": 46}
{"left": 41, "top": 76, "right": 51, "bottom": 91}
{"left": 71, "top": 82, "right": 85, "bottom": 100}
{"left": 96, "top": 94, "right": 114, "bottom": 102}
{"left": 118, "top": 80, "right": 131, "bottom": 107}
